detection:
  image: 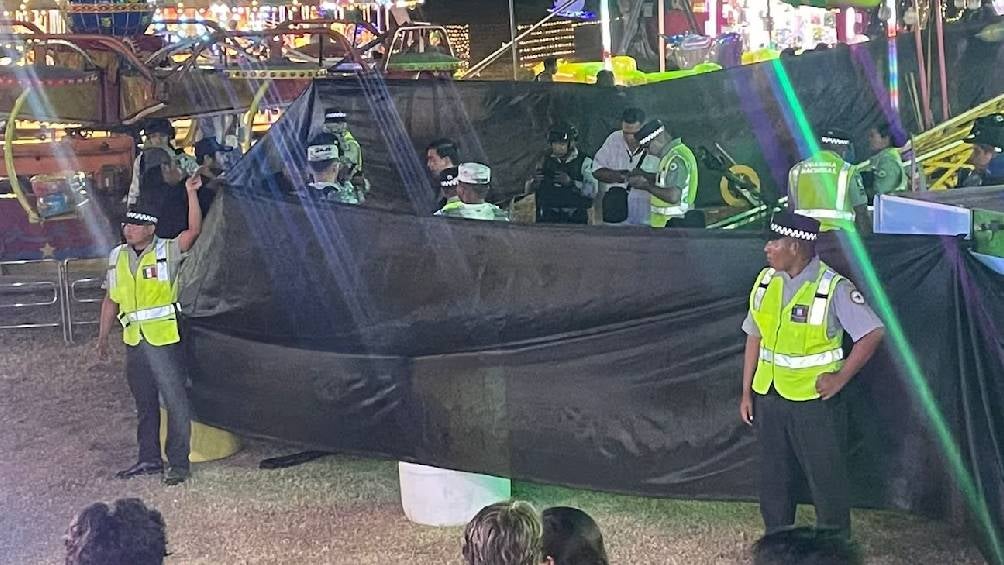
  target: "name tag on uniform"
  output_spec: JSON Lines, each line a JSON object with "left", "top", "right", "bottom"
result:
{"left": 790, "top": 305, "right": 809, "bottom": 323}
{"left": 142, "top": 265, "right": 158, "bottom": 279}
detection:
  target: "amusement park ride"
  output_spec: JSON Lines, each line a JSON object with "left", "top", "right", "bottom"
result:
{"left": 0, "top": 4, "right": 461, "bottom": 261}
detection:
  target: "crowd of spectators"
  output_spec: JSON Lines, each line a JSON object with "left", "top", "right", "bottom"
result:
{"left": 65, "top": 497, "right": 862, "bottom": 565}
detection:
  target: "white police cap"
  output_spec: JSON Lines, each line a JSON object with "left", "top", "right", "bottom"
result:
{"left": 307, "top": 143, "right": 340, "bottom": 162}
{"left": 458, "top": 162, "right": 491, "bottom": 185}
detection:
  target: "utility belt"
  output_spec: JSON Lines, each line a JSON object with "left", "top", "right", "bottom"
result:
{"left": 118, "top": 303, "right": 180, "bottom": 328}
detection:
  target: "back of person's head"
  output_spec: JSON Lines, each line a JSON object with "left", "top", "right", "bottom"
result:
{"left": 595, "top": 70, "right": 615, "bottom": 87}
{"left": 428, "top": 138, "right": 460, "bottom": 164}
{"left": 307, "top": 132, "right": 341, "bottom": 174}
{"left": 463, "top": 501, "right": 543, "bottom": 565}
{"left": 543, "top": 57, "right": 557, "bottom": 70}
{"left": 621, "top": 107, "right": 645, "bottom": 125}
{"left": 65, "top": 498, "right": 167, "bottom": 565}
{"left": 542, "top": 507, "right": 609, "bottom": 565}
{"left": 753, "top": 527, "right": 861, "bottom": 565}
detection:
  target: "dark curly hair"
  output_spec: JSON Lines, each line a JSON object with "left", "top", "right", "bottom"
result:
{"left": 542, "top": 507, "right": 609, "bottom": 565}
{"left": 65, "top": 498, "right": 167, "bottom": 565}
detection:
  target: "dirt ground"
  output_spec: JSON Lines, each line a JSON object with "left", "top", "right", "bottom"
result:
{"left": 0, "top": 333, "right": 987, "bottom": 564}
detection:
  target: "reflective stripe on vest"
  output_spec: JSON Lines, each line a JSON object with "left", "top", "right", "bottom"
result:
{"left": 752, "top": 267, "right": 776, "bottom": 310}
{"left": 651, "top": 204, "right": 687, "bottom": 217}
{"left": 759, "top": 347, "right": 844, "bottom": 368}
{"left": 795, "top": 208, "right": 856, "bottom": 221}
{"left": 809, "top": 269, "right": 838, "bottom": 325}
{"left": 121, "top": 303, "right": 179, "bottom": 325}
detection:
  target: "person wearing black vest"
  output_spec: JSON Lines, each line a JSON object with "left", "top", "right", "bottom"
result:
{"left": 525, "top": 124, "right": 597, "bottom": 224}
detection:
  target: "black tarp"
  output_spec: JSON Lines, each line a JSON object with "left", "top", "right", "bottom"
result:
{"left": 181, "top": 187, "right": 1004, "bottom": 562}
{"left": 181, "top": 20, "right": 1004, "bottom": 564}
{"left": 226, "top": 20, "right": 1004, "bottom": 213}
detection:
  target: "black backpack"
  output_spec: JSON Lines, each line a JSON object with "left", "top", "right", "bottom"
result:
{"left": 602, "top": 186, "right": 629, "bottom": 224}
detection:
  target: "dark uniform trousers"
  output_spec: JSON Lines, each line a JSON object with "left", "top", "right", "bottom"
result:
{"left": 125, "top": 340, "right": 192, "bottom": 471}
{"left": 755, "top": 390, "right": 851, "bottom": 534}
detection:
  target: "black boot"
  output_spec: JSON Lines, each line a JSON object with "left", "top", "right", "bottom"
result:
{"left": 115, "top": 460, "right": 163, "bottom": 479}
{"left": 162, "top": 466, "right": 190, "bottom": 486}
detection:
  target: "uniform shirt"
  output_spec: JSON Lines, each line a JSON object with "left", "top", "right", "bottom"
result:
{"left": 307, "top": 181, "right": 363, "bottom": 205}
{"left": 104, "top": 237, "right": 184, "bottom": 291}
{"left": 869, "top": 148, "right": 906, "bottom": 195}
{"left": 592, "top": 130, "right": 645, "bottom": 224}
{"left": 741, "top": 257, "right": 884, "bottom": 342}
{"left": 435, "top": 201, "right": 509, "bottom": 221}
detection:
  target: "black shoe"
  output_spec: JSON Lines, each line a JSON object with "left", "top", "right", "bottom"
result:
{"left": 162, "top": 467, "right": 190, "bottom": 486}
{"left": 115, "top": 461, "right": 163, "bottom": 479}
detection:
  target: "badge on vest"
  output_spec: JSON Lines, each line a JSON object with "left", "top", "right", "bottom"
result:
{"left": 790, "top": 305, "right": 809, "bottom": 323}
{"left": 142, "top": 265, "right": 159, "bottom": 280}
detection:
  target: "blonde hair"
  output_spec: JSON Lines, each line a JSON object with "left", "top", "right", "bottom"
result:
{"left": 462, "top": 501, "right": 543, "bottom": 565}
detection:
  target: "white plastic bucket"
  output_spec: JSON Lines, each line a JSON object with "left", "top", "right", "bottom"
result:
{"left": 398, "top": 462, "right": 511, "bottom": 527}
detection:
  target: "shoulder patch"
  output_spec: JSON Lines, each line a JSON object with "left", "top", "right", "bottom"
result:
{"left": 849, "top": 288, "right": 865, "bottom": 304}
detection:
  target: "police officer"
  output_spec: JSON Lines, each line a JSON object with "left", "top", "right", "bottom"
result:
{"left": 860, "top": 122, "right": 906, "bottom": 198}
{"left": 740, "top": 211, "right": 885, "bottom": 536}
{"left": 436, "top": 166, "right": 461, "bottom": 214}
{"left": 958, "top": 114, "right": 1004, "bottom": 187}
{"left": 96, "top": 175, "right": 204, "bottom": 486}
{"left": 526, "top": 124, "right": 597, "bottom": 225}
{"left": 627, "top": 119, "right": 700, "bottom": 228}
{"left": 787, "top": 129, "right": 869, "bottom": 233}
{"left": 435, "top": 162, "right": 508, "bottom": 221}
{"left": 322, "top": 108, "right": 362, "bottom": 176}
{"left": 305, "top": 134, "right": 367, "bottom": 204}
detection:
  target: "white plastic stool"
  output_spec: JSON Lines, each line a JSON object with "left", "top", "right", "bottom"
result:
{"left": 398, "top": 461, "right": 511, "bottom": 527}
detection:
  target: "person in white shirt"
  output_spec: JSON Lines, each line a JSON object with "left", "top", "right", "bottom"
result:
{"left": 590, "top": 108, "right": 647, "bottom": 224}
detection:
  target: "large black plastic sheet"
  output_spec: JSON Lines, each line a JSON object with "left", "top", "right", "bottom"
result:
{"left": 225, "top": 20, "right": 1004, "bottom": 213}
{"left": 181, "top": 187, "right": 1004, "bottom": 562}
{"left": 182, "top": 20, "right": 1004, "bottom": 563}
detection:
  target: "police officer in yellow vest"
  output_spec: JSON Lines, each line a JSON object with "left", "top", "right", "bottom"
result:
{"left": 322, "top": 108, "right": 362, "bottom": 175}
{"left": 628, "top": 119, "right": 700, "bottom": 228}
{"left": 96, "top": 174, "right": 204, "bottom": 486}
{"left": 435, "top": 163, "right": 509, "bottom": 221}
{"left": 740, "top": 212, "right": 885, "bottom": 535}
{"left": 787, "top": 129, "right": 870, "bottom": 233}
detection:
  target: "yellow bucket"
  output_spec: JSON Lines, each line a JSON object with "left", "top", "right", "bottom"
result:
{"left": 159, "top": 409, "right": 241, "bottom": 463}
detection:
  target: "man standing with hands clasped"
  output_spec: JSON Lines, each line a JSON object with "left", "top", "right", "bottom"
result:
{"left": 97, "top": 174, "right": 205, "bottom": 486}
{"left": 740, "top": 211, "right": 884, "bottom": 537}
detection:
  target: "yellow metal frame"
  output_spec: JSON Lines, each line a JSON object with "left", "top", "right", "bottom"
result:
{"left": 908, "top": 93, "right": 1004, "bottom": 190}
{"left": 4, "top": 87, "right": 41, "bottom": 223}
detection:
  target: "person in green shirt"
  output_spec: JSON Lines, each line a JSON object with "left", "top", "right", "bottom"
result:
{"left": 861, "top": 123, "right": 907, "bottom": 199}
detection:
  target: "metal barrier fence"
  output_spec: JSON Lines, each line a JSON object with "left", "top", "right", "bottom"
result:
{"left": 0, "top": 259, "right": 67, "bottom": 340}
{"left": 0, "top": 257, "right": 106, "bottom": 344}
{"left": 62, "top": 258, "right": 107, "bottom": 344}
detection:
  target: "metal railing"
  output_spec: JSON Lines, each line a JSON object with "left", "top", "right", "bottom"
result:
{"left": 0, "top": 257, "right": 111, "bottom": 343}
{"left": 62, "top": 258, "right": 107, "bottom": 344}
{"left": 0, "top": 259, "right": 66, "bottom": 338}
